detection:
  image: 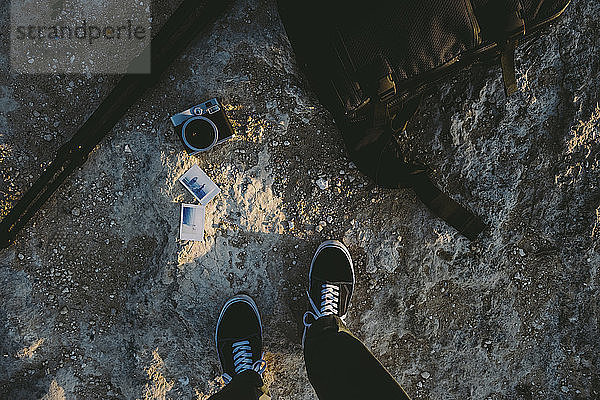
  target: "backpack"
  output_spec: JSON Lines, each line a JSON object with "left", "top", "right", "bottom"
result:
{"left": 277, "top": 0, "right": 571, "bottom": 240}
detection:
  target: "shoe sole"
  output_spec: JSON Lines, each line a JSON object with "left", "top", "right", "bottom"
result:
{"left": 308, "top": 239, "right": 355, "bottom": 319}
{"left": 215, "top": 293, "right": 263, "bottom": 351}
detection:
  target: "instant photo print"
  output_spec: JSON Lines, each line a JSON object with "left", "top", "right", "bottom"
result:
{"left": 179, "top": 164, "right": 221, "bottom": 205}
{"left": 179, "top": 203, "right": 206, "bottom": 241}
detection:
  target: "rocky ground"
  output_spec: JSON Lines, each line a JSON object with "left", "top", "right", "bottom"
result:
{"left": 1, "top": 0, "right": 599, "bottom": 399}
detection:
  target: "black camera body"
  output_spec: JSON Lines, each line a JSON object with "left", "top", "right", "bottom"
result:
{"left": 170, "top": 98, "right": 234, "bottom": 154}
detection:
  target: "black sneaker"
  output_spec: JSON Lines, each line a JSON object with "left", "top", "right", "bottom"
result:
{"left": 303, "top": 240, "right": 355, "bottom": 341}
{"left": 215, "top": 294, "right": 266, "bottom": 383}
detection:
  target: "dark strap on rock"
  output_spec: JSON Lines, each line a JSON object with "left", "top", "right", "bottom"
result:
{"left": 493, "top": 1, "right": 526, "bottom": 96}
{"left": 0, "top": 0, "right": 233, "bottom": 249}
{"left": 345, "top": 95, "right": 486, "bottom": 241}
{"left": 500, "top": 37, "right": 519, "bottom": 96}
{"left": 412, "top": 176, "right": 486, "bottom": 240}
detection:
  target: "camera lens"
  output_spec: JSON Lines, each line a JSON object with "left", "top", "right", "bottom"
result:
{"left": 182, "top": 117, "right": 218, "bottom": 152}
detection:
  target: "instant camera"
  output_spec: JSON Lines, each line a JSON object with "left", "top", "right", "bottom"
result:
{"left": 171, "top": 98, "right": 234, "bottom": 154}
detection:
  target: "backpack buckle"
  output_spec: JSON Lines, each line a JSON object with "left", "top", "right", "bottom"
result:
{"left": 378, "top": 74, "right": 396, "bottom": 103}
{"left": 358, "top": 55, "right": 397, "bottom": 103}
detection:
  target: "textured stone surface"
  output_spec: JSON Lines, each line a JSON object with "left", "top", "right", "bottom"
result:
{"left": 0, "top": 0, "right": 599, "bottom": 399}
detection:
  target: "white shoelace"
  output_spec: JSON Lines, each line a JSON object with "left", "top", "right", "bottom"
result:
{"left": 303, "top": 283, "right": 340, "bottom": 327}
{"left": 221, "top": 340, "right": 267, "bottom": 384}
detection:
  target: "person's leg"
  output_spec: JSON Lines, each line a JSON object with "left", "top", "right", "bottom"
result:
{"left": 302, "top": 240, "right": 411, "bottom": 400}
{"left": 208, "top": 294, "right": 270, "bottom": 400}
{"left": 304, "top": 315, "right": 411, "bottom": 399}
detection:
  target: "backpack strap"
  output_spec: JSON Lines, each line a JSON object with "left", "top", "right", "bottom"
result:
{"left": 488, "top": 1, "right": 526, "bottom": 96}
{"left": 500, "top": 38, "right": 519, "bottom": 96}
{"left": 412, "top": 176, "right": 486, "bottom": 241}
{"left": 345, "top": 92, "right": 486, "bottom": 241}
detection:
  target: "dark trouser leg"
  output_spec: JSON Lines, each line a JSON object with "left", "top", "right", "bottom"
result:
{"left": 304, "top": 315, "right": 411, "bottom": 400}
{"left": 208, "top": 370, "right": 270, "bottom": 400}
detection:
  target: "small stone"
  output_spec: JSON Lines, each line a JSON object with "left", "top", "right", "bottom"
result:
{"left": 519, "top": 248, "right": 525, "bottom": 257}
{"left": 33, "top": 111, "right": 41, "bottom": 117}
{"left": 421, "top": 372, "right": 431, "bottom": 379}
{"left": 18, "top": 253, "right": 25, "bottom": 260}
{"left": 178, "top": 376, "right": 190, "bottom": 386}
{"left": 60, "top": 307, "right": 68, "bottom": 315}
{"left": 326, "top": 216, "right": 333, "bottom": 224}
{"left": 43, "top": 134, "right": 53, "bottom": 142}
{"left": 71, "top": 208, "right": 81, "bottom": 217}
{"left": 366, "top": 263, "right": 377, "bottom": 273}
{"left": 124, "top": 144, "right": 132, "bottom": 154}
{"left": 316, "top": 178, "right": 329, "bottom": 190}
{"left": 561, "top": 386, "right": 569, "bottom": 393}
